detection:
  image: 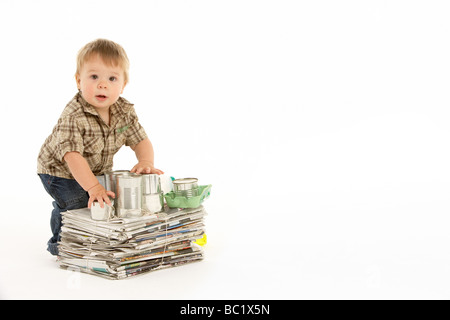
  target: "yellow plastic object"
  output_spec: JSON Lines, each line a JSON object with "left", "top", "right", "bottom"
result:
{"left": 195, "top": 233, "right": 207, "bottom": 246}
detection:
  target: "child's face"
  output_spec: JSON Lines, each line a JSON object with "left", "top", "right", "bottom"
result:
{"left": 76, "top": 54, "right": 126, "bottom": 111}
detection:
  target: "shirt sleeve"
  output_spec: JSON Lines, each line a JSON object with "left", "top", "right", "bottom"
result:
{"left": 124, "top": 107, "right": 148, "bottom": 147}
{"left": 56, "top": 116, "right": 84, "bottom": 161}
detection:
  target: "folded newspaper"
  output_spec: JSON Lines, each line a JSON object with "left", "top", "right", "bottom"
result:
{"left": 58, "top": 205, "right": 207, "bottom": 279}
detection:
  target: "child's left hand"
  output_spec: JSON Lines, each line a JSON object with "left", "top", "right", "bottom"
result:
{"left": 131, "top": 161, "right": 164, "bottom": 175}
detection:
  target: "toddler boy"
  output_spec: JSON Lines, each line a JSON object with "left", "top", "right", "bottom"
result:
{"left": 37, "top": 39, "right": 163, "bottom": 255}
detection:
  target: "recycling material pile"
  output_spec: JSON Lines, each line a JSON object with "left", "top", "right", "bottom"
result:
{"left": 57, "top": 174, "right": 211, "bottom": 280}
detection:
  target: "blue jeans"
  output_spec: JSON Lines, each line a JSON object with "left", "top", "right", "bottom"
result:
{"left": 38, "top": 174, "right": 89, "bottom": 255}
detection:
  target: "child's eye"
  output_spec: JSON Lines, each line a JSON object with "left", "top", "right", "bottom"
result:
{"left": 109, "top": 76, "right": 117, "bottom": 82}
{"left": 90, "top": 75, "right": 98, "bottom": 80}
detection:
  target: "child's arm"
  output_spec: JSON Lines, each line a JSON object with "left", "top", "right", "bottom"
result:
{"left": 130, "top": 138, "right": 164, "bottom": 175}
{"left": 64, "top": 151, "right": 115, "bottom": 208}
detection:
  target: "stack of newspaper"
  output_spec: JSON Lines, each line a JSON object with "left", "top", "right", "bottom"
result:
{"left": 57, "top": 205, "right": 207, "bottom": 279}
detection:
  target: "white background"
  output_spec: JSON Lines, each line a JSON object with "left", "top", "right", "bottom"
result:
{"left": 1, "top": 0, "right": 450, "bottom": 299}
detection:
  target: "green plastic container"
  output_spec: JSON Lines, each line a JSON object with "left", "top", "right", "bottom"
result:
{"left": 164, "top": 185, "right": 212, "bottom": 208}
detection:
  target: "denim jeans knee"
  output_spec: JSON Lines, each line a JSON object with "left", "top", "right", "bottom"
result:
{"left": 38, "top": 174, "right": 89, "bottom": 255}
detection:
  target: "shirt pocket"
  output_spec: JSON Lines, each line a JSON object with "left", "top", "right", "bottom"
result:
{"left": 83, "top": 137, "right": 105, "bottom": 155}
{"left": 113, "top": 132, "right": 127, "bottom": 153}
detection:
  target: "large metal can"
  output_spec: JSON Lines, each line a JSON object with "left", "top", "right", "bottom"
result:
{"left": 116, "top": 173, "right": 142, "bottom": 218}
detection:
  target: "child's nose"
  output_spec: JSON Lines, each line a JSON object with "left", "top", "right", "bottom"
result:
{"left": 98, "top": 80, "right": 107, "bottom": 89}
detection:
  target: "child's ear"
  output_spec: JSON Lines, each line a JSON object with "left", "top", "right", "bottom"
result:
{"left": 75, "top": 74, "right": 81, "bottom": 90}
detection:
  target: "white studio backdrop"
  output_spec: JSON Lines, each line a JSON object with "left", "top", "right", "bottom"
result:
{"left": 1, "top": 0, "right": 450, "bottom": 299}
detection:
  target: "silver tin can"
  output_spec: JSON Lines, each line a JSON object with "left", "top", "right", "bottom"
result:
{"left": 104, "top": 170, "right": 130, "bottom": 195}
{"left": 91, "top": 201, "right": 115, "bottom": 221}
{"left": 141, "top": 174, "right": 164, "bottom": 214}
{"left": 173, "top": 178, "right": 199, "bottom": 198}
{"left": 141, "top": 174, "right": 161, "bottom": 195}
{"left": 116, "top": 173, "right": 142, "bottom": 218}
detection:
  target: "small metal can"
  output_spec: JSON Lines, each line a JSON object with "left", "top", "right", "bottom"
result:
{"left": 116, "top": 173, "right": 142, "bottom": 218}
{"left": 91, "top": 201, "right": 115, "bottom": 221}
{"left": 141, "top": 174, "right": 161, "bottom": 195}
{"left": 173, "top": 178, "right": 199, "bottom": 198}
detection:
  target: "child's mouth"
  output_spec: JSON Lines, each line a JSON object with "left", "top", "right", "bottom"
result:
{"left": 96, "top": 95, "right": 107, "bottom": 100}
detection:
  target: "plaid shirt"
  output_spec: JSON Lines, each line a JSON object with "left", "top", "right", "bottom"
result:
{"left": 37, "top": 92, "right": 147, "bottom": 179}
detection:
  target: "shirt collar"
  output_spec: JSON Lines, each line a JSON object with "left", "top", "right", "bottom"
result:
{"left": 76, "top": 92, "right": 134, "bottom": 117}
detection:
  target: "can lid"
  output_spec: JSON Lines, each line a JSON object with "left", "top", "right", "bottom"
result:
{"left": 105, "top": 170, "right": 130, "bottom": 175}
{"left": 173, "top": 178, "right": 198, "bottom": 185}
{"left": 118, "top": 173, "right": 142, "bottom": 179}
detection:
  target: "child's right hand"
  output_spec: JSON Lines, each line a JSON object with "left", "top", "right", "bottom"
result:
{"left": 87, "top": 183, "right": 115, "bottom": 208}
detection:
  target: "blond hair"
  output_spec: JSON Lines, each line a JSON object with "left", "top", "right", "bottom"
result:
{"left": 75, "top": 39, "right": 130, "bottom": 84}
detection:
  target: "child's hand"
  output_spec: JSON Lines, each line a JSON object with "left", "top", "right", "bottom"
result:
{"left": 87, "top": 183, "right": 115, "bottom": 208}
{"left": 131, "top": 161, "right": 164, "bottom": 175}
